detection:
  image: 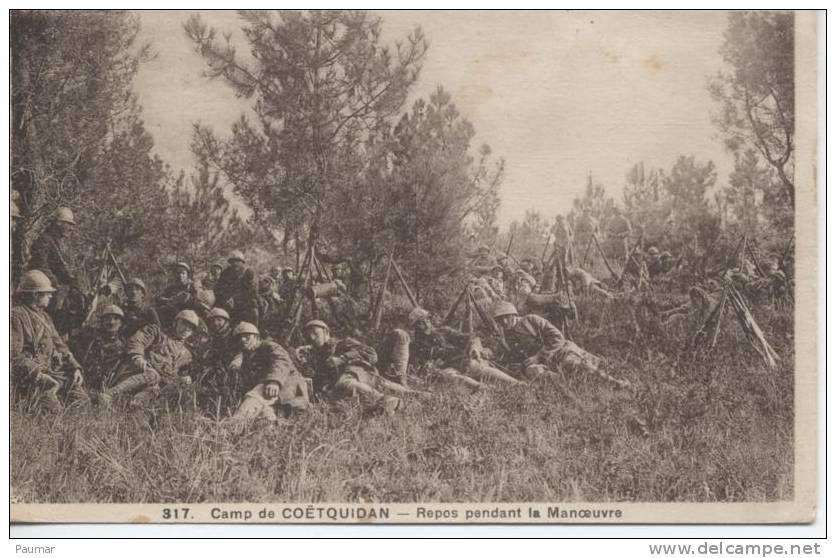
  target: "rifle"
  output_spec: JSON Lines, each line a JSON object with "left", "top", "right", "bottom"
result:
{"left": 539, "top": 235, "right": 552, "bottom": 268}
{"left": 505, "top": 228, "right": 515, "bottom": 256}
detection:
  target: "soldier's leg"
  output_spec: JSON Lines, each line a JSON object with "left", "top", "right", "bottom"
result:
{"left": 522, "top": 363, "right": 560, "bottom": 382}
{"left": 558, "top": 343, "right": 630, "bottom": 389}
{"left": 101, "top": 367, "right": 161, "bottom": 404}
{"left": 230, "top": 384, "right": 278, "bottom": 421}
{"left": 435, "top": 367, "right": 485, "bottom": 390}
{"left": 382, "top": 329, "right": 410, "bottom": 385}
{"left": 465, "top": 359, "right": 522, "bottom": 385}
{"left": 333, "top": 372, "right": 402, "bottom": 413}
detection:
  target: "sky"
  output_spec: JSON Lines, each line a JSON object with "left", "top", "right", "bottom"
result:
{"left": 133, "top": 10, "right": 734, "bottom": 227}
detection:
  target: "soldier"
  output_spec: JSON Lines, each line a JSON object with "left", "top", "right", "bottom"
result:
{"left": 214, "top": 250, "right": 259, "bottom": 326}
{"left": 408, "top": 307, "right": 521, "bottom": 387}
{"left": 155, "top": 262, "right": 197, "bottom": 330}
{"left": 573, "top": 207, "right": 599, "bottom": 263}
{"left": 101, "top": 309, "right": 200, "bottom": 407}
{"left": 194, "top": 307, "right": 240, "bottom": 404}
{"left": 78, "top": 305, "right": 126, "bottom": 392}
{"left": 492, "top": 302, "right": 629, "bottom": 388}
{"left": 487, "top": 265, "right": 507, "bottom": 300}
{"left": 200, "top": 261, "right": 224, "bottom": 291}
{"left": 28, "top": 206, "right": 80, "bottom": 334}
{"left": 606, "top": 207, "right": 633, "bottom": 263}
{"left": 552, "top": 214, "right": 575, "bottom": 265}
{"left": 11, "top": 270, "right": 89, "bottom": 412}
{"left": 122, "top": 278, "right": 161, "bottom": 338}
{"left": 470, "top": 245, "right": 498, "bottom": 276}
{"left": 228, "top": 322, "right": 310, "bottom": 421}
{"left": 303, "top": 320, "right": 418, "bottom": 413}
{"left": 567, "top": 265, "right": 613, "bottom": 299}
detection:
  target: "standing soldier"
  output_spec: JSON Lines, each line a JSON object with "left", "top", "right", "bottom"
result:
{"left": 228, "top": 322, "right": 310, "bottom": 421}
{"left": 407, "top": 307, "right": 521, "bottom": 387}
{"left": 552, "top": 214, "right": 575, "bottom": 265}
{"left": 155, "top": 262, "right": 197, "bottom": 330}
{"left": 78, "top": 305, "right": 126, "bottom": 392}
{"left": 214, "top": 250, "right": 259, "bottom": 326}
{"left": 303, "top": 320, "right": 419, "bottom": 413}
{"left": 101, "top": 309, "right": 200, "bottom": 407}
{"left": 492, "top": 302, "right": 629, "bottom": 388}
{"left": 606, "top": 207, "right": 633, "bottom": 264}
{"left": 122, "top": 278, "right": 160, "bottom": 338}
{"left": 11, "top": 270, "right": 89, "bottom": 412}
{"left": 27, "top": 206, "right": 80, "bottom": 334}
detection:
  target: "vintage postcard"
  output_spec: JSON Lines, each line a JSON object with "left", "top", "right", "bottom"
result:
{"left": 9, "top": 9, "right": 818, "bottom": 525}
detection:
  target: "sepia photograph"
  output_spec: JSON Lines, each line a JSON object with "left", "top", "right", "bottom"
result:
{"left": 9, "top": 9, "right": 818, "bottom": 525}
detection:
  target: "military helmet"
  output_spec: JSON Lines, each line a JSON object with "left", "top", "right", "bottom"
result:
{"left": 492, "top": 301, "right": 519, "bottom": 319}
{"left": 208, "top": 307, "right": 230, "bottom": 321}
{"left": 100, "top": 304, "right": 125, "bottom": 319}
{"left": 408, "top": 307, "right": 431, "bottom": 326}
{"left": 125, "top": 277, "right": 147, "bottom": 293}
{"left": 303, "top": 319, "right": 329, "bottom": 333}
{"left": 210, "top": 261, "right": 224, "bottom": 271}
{"left": 233, "top": 321, "right": 260, "bottom": 337}
{"left": 228, "top": 250, "right": 245, "bottom": 263}
{"left": 54, "top": 206, "right": 76, "bottom": 225}
{"left": 174, "top": 309, "right": 200, "bottom": 330}
{"left": 516, "top": 271, "right": 537, "bottom": 287}
{"left": 17, "top": 270, "right": 57, "bottom": 293}
{"left": 12, "top": 201, "right": 21, "bottom": 219}
{"left": 647, "top": 246, "right": 660, "bottom": 256}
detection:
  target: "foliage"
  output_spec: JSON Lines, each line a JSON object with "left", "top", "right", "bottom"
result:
{"left": 709, "top": 11, "right": 794, "bottom": 207}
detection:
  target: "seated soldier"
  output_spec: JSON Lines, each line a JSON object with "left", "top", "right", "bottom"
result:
{"left": 78, "top": 304, "right": 127, "bottom": 393}
{"left": 408, "top": 307, "right": 521, "bottom": 387}
{"left": 195, "top": 307, "right": 240, "bottom": 406}
{"left": 492, "top": 301, "right": 630, "bottom": 389}
{"left": 101, "top": 309, "right": 200, "bottom": 407}
{"left": 303, "top": 319, "right": 420, "bottom": 414}
{"left": 122, "top": 278, "right": 161, "bottom": 338}
{"left": 12, "top": 270, "right": 90, "bottom": 412}
{"left": 228, "top": 322, "right": 310, "bottom": 421}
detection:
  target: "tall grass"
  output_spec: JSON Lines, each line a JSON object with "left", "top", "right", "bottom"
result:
{"left": 11, "top": 293, "right": 793, "bottom": 503}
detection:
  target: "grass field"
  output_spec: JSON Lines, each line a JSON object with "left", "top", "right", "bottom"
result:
{"left": 10, "top": 293, "right": 794, "bottom": 503}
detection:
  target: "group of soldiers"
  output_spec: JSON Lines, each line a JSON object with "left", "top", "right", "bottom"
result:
{"left": 12, "top": 200, "right": 789, "bottom": 422}
{"left": 11, "top": 204, "right": 639, "bottom": 421}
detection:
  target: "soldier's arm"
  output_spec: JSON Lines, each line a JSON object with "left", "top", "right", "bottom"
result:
{"left": 336, "top": 338, "right": 378, "bottom": 367}
{"left": 125, "top": 325, "right": 157, "bottom": 368}
{"left": 49, "top": 320, "right": 81, "bottom": 370}
{"left": 11, "top": 312, "right": 42, "bottom": 381}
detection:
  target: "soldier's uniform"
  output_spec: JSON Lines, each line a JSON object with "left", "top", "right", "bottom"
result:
{"left": 123, "top": 303, "right": 161, "bottom": 339}
{"left": 104, "top": 323, "right": 194, "bottom": 405}
{"left": 230, "top": 329, "right": 309, "bottom": 421}
{"left": 214, "top": 253, "right": 260, "bottom": 326}
{"left": 11, "top": 303, "right": 89, "bottom": 411}
{"left": 497, "top": 310, "right": 625, "bottom": 387}
{"left": 309, "top": 336, "right": 382, "bottom": 398}
{"left": 409, "top": 308, "right": 520, "bottom": 387}
{"left": 78, "top": 308, "right": 126, "bottom": 392}
{"left": 197, "top": 317, "right": 240, "bottom": 405}
{"left": 28, "top": 223, "right": 78, "bottom": 334}
{"left": 155, "top": 273, "right": 198, "bottom": 330}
